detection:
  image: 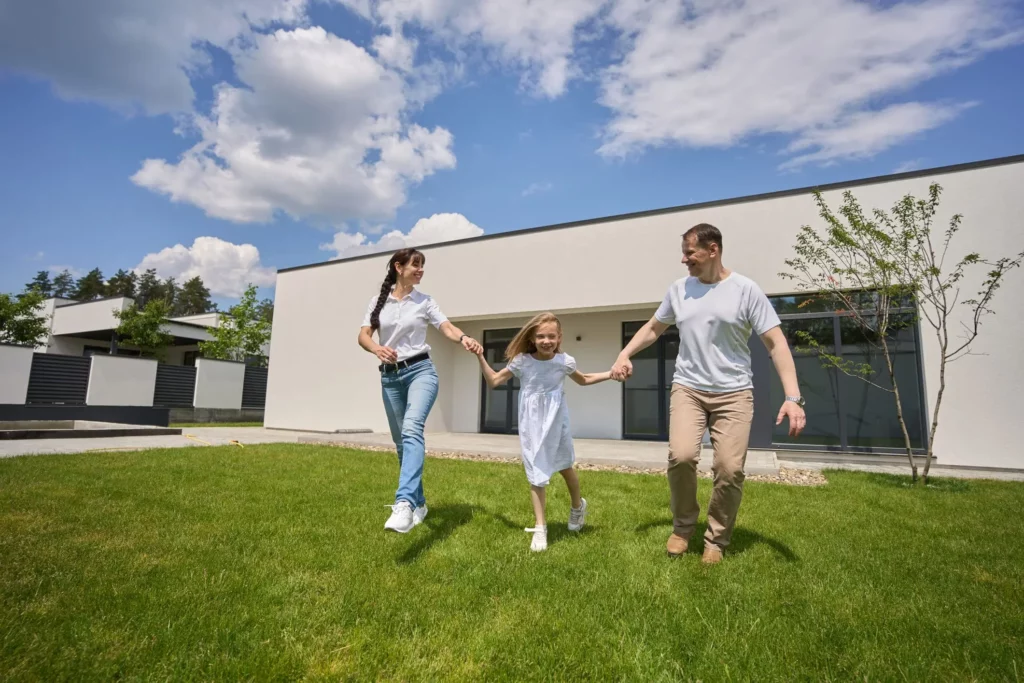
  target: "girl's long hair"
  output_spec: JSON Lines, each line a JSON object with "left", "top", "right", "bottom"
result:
{"left": 504, "top": 312, "right": 563, "bottom": 361}
{"left": 369, "top": 248, "right": 425, "bottom": 331}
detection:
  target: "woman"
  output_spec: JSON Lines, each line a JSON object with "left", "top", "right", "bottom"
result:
{"left": 358, "top": 247, "right": 482, "bottom": 533}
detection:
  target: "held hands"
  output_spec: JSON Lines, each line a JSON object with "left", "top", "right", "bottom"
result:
{"left": 610, "top": 357, "right": 633, "bottom": 382}
{"left": 460, "top": 335, "right": 483, "bottom": 355}
{"left": 374, "top": 345, "right": 398, "bottom": 364}
{"left": 777, "top": 401, "right": 806, "bottom": 437}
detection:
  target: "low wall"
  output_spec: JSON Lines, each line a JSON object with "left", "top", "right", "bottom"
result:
{"left": 0, "top": 344, "right": 34, "bottom": 404}
{"left": 169, "top": 407, "right": 265, "bottom": 424}
{"left": 86, "top": 355, "right": 158, "bottom": 407}
{"left": 0, "top": 404, "right": 170, "bottom": 426}
{"left": 194, "top": 358, "right": 245, "bottom": 410}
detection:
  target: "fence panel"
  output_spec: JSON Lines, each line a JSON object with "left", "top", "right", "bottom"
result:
{"left": 241, "top": 366, "right": 268, "bottom": 409}
{"left": 153, "top": 364, "right": 197, "bottom": 407}
{"left": 26, "top": 354, "right": 91, "bottom": 405}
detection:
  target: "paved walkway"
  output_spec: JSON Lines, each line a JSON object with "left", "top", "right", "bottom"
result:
{"left": 2, "top": 428, "right": 1021, "bottom": 481}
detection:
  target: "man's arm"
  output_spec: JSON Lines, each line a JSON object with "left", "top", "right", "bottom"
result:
{"left": 611, "top": 316, "right": 670, "bottom": 380}
{"left": 760, "top": 326, "right": 806, "bottom": 437}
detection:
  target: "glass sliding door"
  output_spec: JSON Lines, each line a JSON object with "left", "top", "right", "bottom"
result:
{"left": 622, "top": 321, "right": 680, "bottom": 440}
{"left": 479, "top": 329, "right": 520, "bottom": 434}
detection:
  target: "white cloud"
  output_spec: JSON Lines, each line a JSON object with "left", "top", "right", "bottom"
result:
{"left": 135, "top": 237, "right": 277, "bottom": 298}
{"left": 131, "top": 27, "right": 456, "bottom": 224}
{"left": 598, "top": 0, "right": 1021, "bottom": 167}
{"left": 320, "top": 212, "right": 483, "bottom": 259}
{"left": 522, "top": 181, "right": 553, "bottom": 197}
{"left": 893, "top": 158, "right": 927, "bottom": 174}
{"left": 370, "top": 0, "right": 607, "bottom": 97}
{"left": 0, "top": 0, "right": 306, "bottom": 114}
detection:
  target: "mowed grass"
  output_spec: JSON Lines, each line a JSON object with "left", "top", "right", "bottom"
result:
{"left": 1, "top": 446, "right": 1022, "bottom": 681}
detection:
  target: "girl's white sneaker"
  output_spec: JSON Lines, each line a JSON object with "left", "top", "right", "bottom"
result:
{"left": 568, "top": 498, "right": 588, "bottom": 532}
{"left": 525, "top": 526, "right": 547, "bottom": 552}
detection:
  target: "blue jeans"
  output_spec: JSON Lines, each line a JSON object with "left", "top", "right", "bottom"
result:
{"left": 380, "top": 359, "right": 439, "bottom": 507}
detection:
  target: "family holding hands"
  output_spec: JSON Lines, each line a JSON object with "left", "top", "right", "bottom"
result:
{"left": 358, "top": 223, "right": 806, "bottom": 563}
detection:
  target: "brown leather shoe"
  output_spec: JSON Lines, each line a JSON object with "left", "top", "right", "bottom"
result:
{"left": 666, "top": 533, "right": 689, "bottom": 557}
{"left": 702, "top": 546, "right": 723, "bottom": 565}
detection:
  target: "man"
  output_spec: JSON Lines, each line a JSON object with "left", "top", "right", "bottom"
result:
{"left": 611, "top": 223, "right": 805, "bottom": 564}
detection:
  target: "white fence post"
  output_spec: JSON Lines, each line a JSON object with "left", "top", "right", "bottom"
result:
{"left": 86, "top": 356, "right": 159, "bottom": 407}
{"left": 0, "top": 344, "right": 35, "bottom": 404}
{"left": 194, "top": 358, "right": 245, "bottom": 410}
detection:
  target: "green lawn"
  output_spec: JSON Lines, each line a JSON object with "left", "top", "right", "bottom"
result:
{"left": 1, "top": 445, "right": 1022, "bottom": 681}
{"left": 170, "top": 422, "right": 264, "bottom": 429}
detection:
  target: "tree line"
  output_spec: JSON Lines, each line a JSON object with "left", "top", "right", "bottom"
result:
{"left": 24, "top": 268, "right": 217, "bottom": 317}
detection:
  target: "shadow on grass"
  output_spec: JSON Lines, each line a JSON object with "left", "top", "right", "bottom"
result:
{"left": 860, "top": 472, "right": 972, "bottom": 492}
{"left": 634, "top": 518, "right": 797, "bottom": 562}
{"left": 396, "top": 503, "right": 525, "bottom": 564}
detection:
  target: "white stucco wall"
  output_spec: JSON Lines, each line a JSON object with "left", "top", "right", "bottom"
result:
{"left": 50, "top": 298, "right": 131, "bottom": 336}
{"left": 266, "top": 159, "right": 1024, "bottom": 469}
{"left": 194, "top": 358, "right": 245, "bottom": 409}
{"left": 86, "top": 355, "right": 158, "bottom": 407}
{"left": 0, "top": 345, "right": 35, "bottom": 404}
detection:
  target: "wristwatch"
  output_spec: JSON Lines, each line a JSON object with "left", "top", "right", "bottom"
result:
{"left": 786, "top": 395, "right": 806, "bottom": 407}
{"left": 458, "top": 334, "right": 468, "bottom": 343}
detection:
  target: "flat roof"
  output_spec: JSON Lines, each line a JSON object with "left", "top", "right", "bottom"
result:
{"left": 278, "top": 153, "right": 1024, "bottom": 274}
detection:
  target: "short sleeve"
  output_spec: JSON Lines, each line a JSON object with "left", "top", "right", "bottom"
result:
{"left": 654, "top": 287, "right": 676, "bottom": 325}
{"left": 507, "top": 354, "right": 525, "bottom": 378}
{"left": 361, "top": 295, "right": 377, "bottom": 328}
{"left": 746, "top": 282, "right": 781, "bottom": 335}
{"left": 562, "top": 353, "right": 577, "bottom": 375}
{"left": 424, "top": 296, "right": 448, "bottom": 329}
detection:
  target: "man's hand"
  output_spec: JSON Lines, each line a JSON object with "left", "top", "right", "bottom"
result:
{"left": 610, "top": 357, "right": 633, "bottom": 382}
{"left": 776, "top": 401, "right": 806, "bottom": 437}
{"left": 374, "top": 346, "right": 398, "bottom": 364}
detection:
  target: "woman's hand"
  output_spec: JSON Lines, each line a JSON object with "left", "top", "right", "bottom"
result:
{"left": 374, "top": 345, "right": 398, "bottom": 364}
{"left": 461, "top": 336, "right": 483, "bottom": 355}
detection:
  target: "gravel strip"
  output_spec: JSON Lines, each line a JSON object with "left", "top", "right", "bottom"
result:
{"left": 304, "top": 439, "right": 828, "bottom": 486}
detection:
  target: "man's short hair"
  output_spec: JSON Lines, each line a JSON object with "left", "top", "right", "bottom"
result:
{"left": 683, "top": 223, "right": 723, "bottom": 251}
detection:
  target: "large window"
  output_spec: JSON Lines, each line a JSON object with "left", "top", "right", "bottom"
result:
{"left": 620, "top": 292, "right": 928, "bottom": 453}
{"left": 479, "top": 329, "right": 520, "bottom": 434}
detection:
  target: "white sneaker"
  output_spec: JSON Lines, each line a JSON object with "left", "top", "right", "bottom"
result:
{"left": 384, "top": 501, "right": 415, "bottom": 533}
{"left": 413, "top": 504, "right": 428, "bottom": 527}
{"left": 525, "top": 526, "right": 547, "bottom": 552}
{"left": 568, "top": 498, "right": 588, "bottom": 532}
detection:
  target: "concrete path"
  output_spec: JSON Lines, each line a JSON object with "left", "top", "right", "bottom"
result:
{"left": 2, "top": 427, "right": 1021, "bottom": 482}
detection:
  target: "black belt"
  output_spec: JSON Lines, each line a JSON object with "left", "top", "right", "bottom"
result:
{"left": 379, "top": 352, "right": 430, "bottom": 373}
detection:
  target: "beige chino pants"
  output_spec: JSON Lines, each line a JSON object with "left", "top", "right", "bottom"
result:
{"left": 667, "top": 383, "right": 754, "bottom": 551}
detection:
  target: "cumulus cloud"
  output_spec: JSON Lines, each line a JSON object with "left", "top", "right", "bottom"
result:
{"left": 135, "top": 237, "right": 277, "bottom": 298}
{"left": 131, "top": 27, "right": 456, "bottom": 224}
{"left": 0, "top": 0, "right": 306, "bottom": 114}
{"left": 320, "top": 212, "right": 484, "bottom": 259}
{"left": 598, "top": 0, "right": 1021, "bottom": 166}
{"left": 522, "top": 182, "right": 553, "bottom": 197}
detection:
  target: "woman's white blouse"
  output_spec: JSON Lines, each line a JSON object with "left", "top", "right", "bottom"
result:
{"left": 362, "top": 289, "right": 448, "bottom": 361}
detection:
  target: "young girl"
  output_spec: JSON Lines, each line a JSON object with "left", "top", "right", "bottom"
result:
{"left": 477, "top": 312, "right": 612, "bottom": 552}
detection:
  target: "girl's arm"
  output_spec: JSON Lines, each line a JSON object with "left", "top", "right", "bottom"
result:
{"left": 477, "top": 352, "right": 515, "bottom": 389}
{"left": 568, "top": 369, "right": 613, "bottom": 387}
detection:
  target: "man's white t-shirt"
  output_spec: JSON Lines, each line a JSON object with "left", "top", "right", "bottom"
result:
{"left": 654, "top": 273, "right": 780, "bottom": 392}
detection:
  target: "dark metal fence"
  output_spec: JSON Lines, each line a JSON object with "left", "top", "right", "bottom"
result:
{"left": 26, "top": 354, "right": 91, "bottom": 405}
{"left": 241, "top": 366, "right": 268, "bottom": 409}
{"left": 153, "top": 364, "right": 197, "bottom": 407}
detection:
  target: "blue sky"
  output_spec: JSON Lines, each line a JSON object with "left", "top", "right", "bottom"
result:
{"left": 1, "top": 0, "right": 1022, "bottom": 307}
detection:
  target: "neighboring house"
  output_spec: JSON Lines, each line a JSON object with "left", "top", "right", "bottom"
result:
{"left": 265, "top": 155, "right": 1024, "bottom": 471}
{"left": 36, "top": 297, "right": 231, "bottom": 366}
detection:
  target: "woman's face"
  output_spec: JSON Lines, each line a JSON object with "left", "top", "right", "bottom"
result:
{"left": 395, "top": 257, "right": 424, "bottom": 285}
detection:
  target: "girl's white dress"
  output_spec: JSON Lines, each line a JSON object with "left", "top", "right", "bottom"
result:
{"left": 507, "top": 352, "right": 577, "bottom": 487}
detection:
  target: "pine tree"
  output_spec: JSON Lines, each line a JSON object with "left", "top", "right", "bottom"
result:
{"left": 136, "top": 269, "right": 162, "bottom": 308}
{"left": 256, "top": 298, "right": 274, "bottom": 324}
{"left": 159, "top": 277, "right": 179, "bottom": 310}
{"left": 52, "top": 270, "right": 75, "bottom": 298}
{"left": 175, "top": 276, "right": 214, "bottom": 316}
{"left": 25, "top": 271, "right": 53, "bottom": 297}
{"left": 72, "top": 268, "right": 106, "bottom": 301}
{"left": 106, "top": 269, "right": 138, "bottom": 299}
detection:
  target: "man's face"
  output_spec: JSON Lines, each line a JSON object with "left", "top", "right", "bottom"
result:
{"left": 681, "top": 234, "right": 715, "bottom": 275}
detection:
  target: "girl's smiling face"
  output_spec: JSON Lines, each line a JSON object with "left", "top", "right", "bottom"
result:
{"left": 533, "top": 322, "right": 561, "bottom": 358}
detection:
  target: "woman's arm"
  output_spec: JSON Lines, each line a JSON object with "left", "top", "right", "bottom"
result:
{"left": 358, "top": 326, "right": 397, "bottom": 363}
{"left": 439, "top": 321, "right": 483, "bottom": 354}
{"left": 477, "top": 352, "right": 514, "bottom": 389}
{"left": 611, "top": 316, "right": 670, "bottom": 380}
{"left": 568, "top": 369, "right": 613, "bottom": 387}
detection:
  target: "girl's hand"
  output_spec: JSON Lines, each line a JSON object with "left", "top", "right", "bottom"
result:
{"left": 461, "top": 336, "right": 483, "bottom": 355}
{"left": 374, "top": 346, "right": 398, "bottom": 364}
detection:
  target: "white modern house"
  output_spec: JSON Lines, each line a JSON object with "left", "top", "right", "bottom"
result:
{"left": 33, "top": 298, "right": 272, "bottom": 365}
{"left": 265, "top": 155, "right": 1024, "bottom": 471}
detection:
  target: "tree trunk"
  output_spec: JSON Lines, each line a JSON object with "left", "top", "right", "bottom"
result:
{"left": 881, "top": 338, "right": 918, "bottom": 483}
{"left": 923, "top": 351, "right": 949, "bottom": 486}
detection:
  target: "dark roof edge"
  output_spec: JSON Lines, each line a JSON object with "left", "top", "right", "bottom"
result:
{"left": 278, "top": 153, "right": 1024, "bottom": 275}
